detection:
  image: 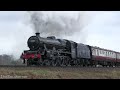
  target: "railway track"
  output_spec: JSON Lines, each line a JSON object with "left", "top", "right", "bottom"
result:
{"left": 0, "top": 65, "right": 27, "bottom": 67}
{"left": 0, "top": 65, "right": 120, "bottom": 68}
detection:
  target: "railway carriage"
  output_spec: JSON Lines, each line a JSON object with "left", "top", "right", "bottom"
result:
{"left": 116, "top": 52, "right": 120, "bottom": 66}
{"left": 90, "top": 46, "right": 116, "bottom": 66}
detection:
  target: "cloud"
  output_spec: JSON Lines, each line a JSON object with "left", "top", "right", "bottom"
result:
{"left": 0, "top": 11, "right": 26, "bottom": 22}
{"left": 0, "top": 11, "right": 33, "bottom": 58}
{"left": 86, "top": 11, "right": 120, "bottom": 52}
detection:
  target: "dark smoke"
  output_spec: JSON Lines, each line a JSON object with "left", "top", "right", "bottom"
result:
{"left": 27, "top": 11, "right": 88, "bottom": 38}
{"left": 27, "top": 11, "right": 45, "bottom": 33}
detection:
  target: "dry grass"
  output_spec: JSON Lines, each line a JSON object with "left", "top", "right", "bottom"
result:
{"left": 0, "top": 67, "right": 120, "bottom": 79}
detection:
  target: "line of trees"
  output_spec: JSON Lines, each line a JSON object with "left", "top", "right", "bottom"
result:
{"left": 0, "top": 54, "right": 23, "bottom": 65}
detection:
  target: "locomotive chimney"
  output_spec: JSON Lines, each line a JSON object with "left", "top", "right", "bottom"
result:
{"left": 35, "top": 32, "right": 40, "bottom": 37}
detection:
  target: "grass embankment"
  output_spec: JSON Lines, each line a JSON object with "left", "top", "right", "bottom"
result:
{"left": 0, "top": 67, "right": 120, "bottom": 79}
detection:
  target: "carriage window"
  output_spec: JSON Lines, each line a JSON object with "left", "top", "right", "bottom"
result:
{"left": 94, "top": 49, "right": 95, "bottom": 55}
{"left": 102, "top": 50, "right": 104, "bottom": 54}
{"left": 98, "top": 50, "right": 100, "bottom": 55}
{"left": 109, "top": 52, "right": 111, "bottom": 56}
{"left": 112, "top": 53, "right": 113, "bottom": 57}
{"left": 92, "top": 49, "right": 94, "bottom": 54}
{"left": 97, "top": 49, "right": 99, "bottom": 55}
{"left": 104, "top": 51, "right": 106, "bottom": 55}
{"left": 108, "top": 52, "right": 109, "bottom": 56}
{"left": 98, "top": 50, "right": 100, "bottom": 54}
{"left": 95, "top": 49, "right": 97, "bottom": 55}
{"left": 111, "top": 52, "right": 113, "bottom": 57}
{"left": 103, "top": 51, "right": 105, "bottom": 54}
{"left": 100, "top": 50, "right": 101, "bottom": 54}
{"left": 103, "top": 50, "right": 105, "bottom": 54}
{"left": 96, "top": 49, "right": 98, "bottom": 55}
{"left": 114, "top": 53, "right": 115, "bottom": 57}
{"left": 101, "top": 50, "right": 102, "bottom": 54}
{"left": 110, "top": 52, "right": 112, "bottom": 56}
{"left": 114, "top": 53, "right": 115, "bottom": 58}
{"left": 93, "top": 49, "right": 96, "bottom": 55}
{"left": 94, "top": 49, "right": 96, "bottom": 55}
{"left": 103, "top": 51, "right": 104, "bottom": 54}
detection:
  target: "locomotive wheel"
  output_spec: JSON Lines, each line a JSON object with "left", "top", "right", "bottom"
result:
{"left": 74, "top": 59, "right": 78, "bottom": 66}
{"left": 38, "top": 62, "right": 43, "bottom": 66}
{"left": 65, "top": 58, "right": 70, "bottom": 66}
{"left": 60, "top": 60, "right": 65, "bottom": 67}
{"left": 67, "top": 60, "right": 71, "bottom": 66}
{"left": 51, "top": 60, "right": 57, "bottom": 67}
{"left": 44, "top": 60, "right": 51, "bottom": 66}
{"left": 27, "top": 61, "right": 30, "bottom": 66}
{"left": 27, "top": 59, "right": 32, "bottom": 66}
{"left": 56, "top": 58, "right": 61, "bottom": 66}
{"left": 37, "top": 59, "right": 44, "bottom": 66}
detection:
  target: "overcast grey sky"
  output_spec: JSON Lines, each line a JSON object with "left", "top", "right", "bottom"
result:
{"left": 0, "top": 11, "right": 120, "bottom": 59}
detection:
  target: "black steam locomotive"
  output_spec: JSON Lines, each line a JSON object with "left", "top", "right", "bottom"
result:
{"left": 21, "top": 33, "right": 120, "bottom": 67}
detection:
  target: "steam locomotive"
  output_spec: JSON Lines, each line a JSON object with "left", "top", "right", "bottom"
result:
{"left": 21, "top": 33, "right": 120, "bottom": 67}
